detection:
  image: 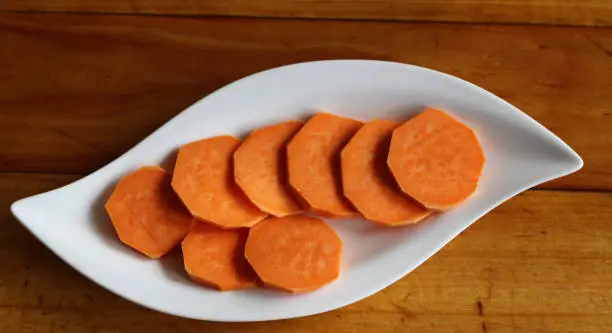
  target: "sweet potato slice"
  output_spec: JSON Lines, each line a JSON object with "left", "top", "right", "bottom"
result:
{"left": 234, "top": 121, "right": 303, "bottom": 217}
{"left": 341, "top": 120, "right": 431, "bottom": 225}
{"left": 172, "top": 136, "right": 268, "bottom": 228}
{"left": 388, "top": 109, "right": 485, "bottom": 210}
{"left": 105, "top": 166, "right": 193, "bottom": 258}
{"left": 287, "top": 113, "right": 362, "bottom": 217}
{"left": 182, "top": 222, "right": 257, "bottom": 291}
{"left": 245, "top": 215, "right": 342, "bottom": 293}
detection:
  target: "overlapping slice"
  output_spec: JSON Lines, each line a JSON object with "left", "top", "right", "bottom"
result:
{"left": 287, "top": 113, "right": 362, "bottom": 217}
{"left": 388, "top": 108, "right": 485, "bottom": 210}
{"left": 341, "top": 120, "right": 431, "bottom": 225}
{"left": 234, "top": 121, "right": 303, "bottom": 217}
{"left": 182, "top": 223, "right": 257, "bottom": 291}
{"left": 172, "top": 136, "right": 268, "bottom": 228}
{"left": 103, "top": 107, "right": 487, "bottom": 295}
{"left": 245, "top": 215, "right": 342, "bottom": 293}
{"left": 105, "top": 166, "right": 193, "bottom": 258}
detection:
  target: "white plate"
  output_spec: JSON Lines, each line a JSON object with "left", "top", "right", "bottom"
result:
{"left": 11, "top": 60, "right": 582, "bottom": 322}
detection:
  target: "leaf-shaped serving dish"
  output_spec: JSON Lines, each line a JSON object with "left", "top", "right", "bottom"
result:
{"left": 11, "top": 60, "right": 582, "bottom": 322}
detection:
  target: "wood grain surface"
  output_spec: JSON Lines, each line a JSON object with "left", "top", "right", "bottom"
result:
{"left": 1, "top": 0, "right": 612, "bottom": 27}
{"left": 1, "top": 14, "right": 611, "bottom": 189}
{"left": 1, "top": 2, "right": 611, "bottom": 332}
{"left": 2, "top": 174, "right": 611, "bottom": 332}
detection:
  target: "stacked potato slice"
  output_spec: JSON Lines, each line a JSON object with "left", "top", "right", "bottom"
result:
{"left": 105, "top": 108, "right": 485, "bottom": 293}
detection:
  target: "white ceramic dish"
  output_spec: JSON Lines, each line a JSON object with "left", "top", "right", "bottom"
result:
{"left": 11, "top": 60, "right": 582, "bottom": 322}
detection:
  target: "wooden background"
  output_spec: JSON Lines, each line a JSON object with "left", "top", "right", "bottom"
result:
{"left": 1, "top": 1, "right": 612, "bottom": 332}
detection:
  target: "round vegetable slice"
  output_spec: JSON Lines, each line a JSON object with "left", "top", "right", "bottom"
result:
{"left": 182, "top": 222, "right": 257, "bottom": 291}
{"left": 387, "top": 108, "right": 485, "bottom": 210}
{"left": 287, "top": 113, "right": 362, "bottom": 218}
{"left": 105, "top": 166, "right": 193, "bottom": 258}
{"left": 172, "top": 135, "right": 268, "bottom": 228}
{"left": 245, "top": 215, "right": 342, "bottom": 293}
{"left": 341, "top": 119, "right": 431, "bottom": 225}
{"left": 234, "top": 121, "right": 304, "bottom": 217}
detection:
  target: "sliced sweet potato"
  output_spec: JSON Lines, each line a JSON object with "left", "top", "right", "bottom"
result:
{"left": 234, "top": 121, "right": 303, "bottom": 217}
{"left": 182, "top": 222, "right": 257, "bottom": 291}
{"left": 245, "top": 215, "right": 342, "bottom": 293}
{"left": 172, "top": 136, "right": 268, "bottom": 228}
{"left": 105, "top": 166, "right": 193, "bottom": 258}
{"left": 287, "top": 113, "right": 362, "bottom": 217}
{"left": 341, "top": 119, "right": 431, "bottom": 226}
{"left": 388, "top": 108, "right": 485, "bottom": 210}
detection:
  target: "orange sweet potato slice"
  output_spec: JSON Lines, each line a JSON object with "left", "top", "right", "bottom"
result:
{"left": 182, "top": 222, "right": 257, "bottom": 291}
{"left": 105, "top": 166, "right": 193, "bottom": 258}
{"left": 234, "top": 121, "right": 304, "bottom": 217}
{"left": 341, "top": 119, "right": 431, "bottom": 225}
{"left": 245, "top": 215, "right": 342, "bottom": 293}
{"left": 387, "top": 108, "right": 485, "bottom": 210}
{"left": 287, "top": 113, "right": 362, "bottom": 217}
{"left": 172, "top": 136, "right": 268, "bottom": 228}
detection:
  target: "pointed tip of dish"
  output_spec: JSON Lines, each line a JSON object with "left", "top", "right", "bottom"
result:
{"left": 569, "top": 149, "right": 584, "bottom": 173}
{"left": 10, "top": 198, "right": 26, "bottom": 219}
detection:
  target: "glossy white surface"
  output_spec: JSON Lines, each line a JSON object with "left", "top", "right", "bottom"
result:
{"left": 11, "top": 60, "right": 582, "bottom": 322}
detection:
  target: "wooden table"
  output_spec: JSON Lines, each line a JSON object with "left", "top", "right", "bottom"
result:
{"left": 1, "top": 1, "right": 611, "bottom": 332}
